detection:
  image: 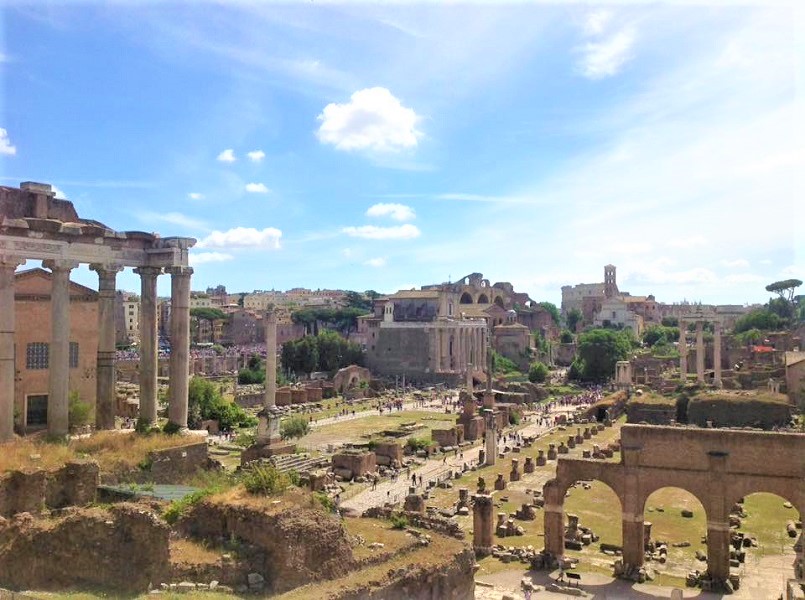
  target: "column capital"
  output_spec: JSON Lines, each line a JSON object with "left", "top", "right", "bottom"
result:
{"left": 165, "top": 266, "right": 193, "bottom": 277}
{"left": 90, "top": 263, "right": 124, "bottom": 275}
{"left": 42, "top": 259, "right": 79, "bottom": 272}
{"left": 0, "top": 256, "right": 26, "bottom": 270}
{"left": 133, "top": 265, "right": 163, "bottom": 277}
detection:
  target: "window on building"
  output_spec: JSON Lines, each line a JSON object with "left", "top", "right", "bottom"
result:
{"left": 69, "top": 342, "right": 79, "bottom": 369}
{"left": 26, "top": 343, "right": 49, "bottom": 369}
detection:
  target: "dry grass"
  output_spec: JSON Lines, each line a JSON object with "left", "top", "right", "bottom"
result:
{"left": 0, "top": 431, "right": 199, "bottom": 474}
{"left": 343, "top": 517, "right": 418, "bottom": 560}
{"left": 169, "top": 538, "right": 222, "bottom": 566}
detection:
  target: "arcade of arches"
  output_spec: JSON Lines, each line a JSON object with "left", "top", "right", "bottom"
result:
{"left": 544, "top": 424, "right": 804, "bottom": 586}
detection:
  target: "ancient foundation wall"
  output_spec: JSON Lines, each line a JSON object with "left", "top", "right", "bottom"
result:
{"left": 626, "top": 402, "right": 676, "bottom": 425}
{"left": 0, "top": 504, "right": 169, "bottom": 593}
{"left": 332, "top": 452, "right": 376, "bottom": 479}
{"left": 0, "top": 461, "right": 98, "bottom": 517}
{"left": 179, "top": 497, "right": 355, "bottom": 594}
{"left": 686, "top": 397, "right": 791, "bottom": 429}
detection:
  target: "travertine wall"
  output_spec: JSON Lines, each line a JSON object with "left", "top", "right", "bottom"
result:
{"left": 0, "top": 461, "right": 98, "bottom": 517}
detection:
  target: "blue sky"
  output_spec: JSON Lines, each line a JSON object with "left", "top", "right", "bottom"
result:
{"left": 2, "top": 1, "right": 802, "bottom": 306}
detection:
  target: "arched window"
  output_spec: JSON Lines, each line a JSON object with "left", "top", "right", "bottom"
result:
{"left": 460, "top": 292, "right": 473, "bottom": 304}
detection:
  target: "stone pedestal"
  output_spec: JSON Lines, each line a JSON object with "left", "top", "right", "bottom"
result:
{"left": 494, "top": 473, "right": 506, "bottom": 490}
{"left": 524, "top": 456, "right": 535, "bottom": 473}
{"left": 558, "top": 442, "right": 569, "bottom": 454}
{"left": 473, "top": 494, "right": 495, "bottom": 557}
{"left": 583, "top": 427, "right": 591, "bottom": 439}
{"left": 575, "top": 429, "right": 584, "bottom": 444}
{"left": 547, "top": 445, "right": 557, "bottom": 460}
{"left": 567, "top": 436, "right": 576, "bottom": 449}
{"left": 241, "top": 438, "right": 297, "bottom": 466}
{"left": 458, "top": 487, "right": 470, "bottom": 509}
{"left": 536, "top": 450, "right": 547, "bottom": 466}
{"left": 478, "top": 449, "right": 486, "bottom": 465}
{"left": 404, "top": 492, "right": 425, "bottom": 513}
{"left": 510, "top": 459, "right": 521, "bottom": 482}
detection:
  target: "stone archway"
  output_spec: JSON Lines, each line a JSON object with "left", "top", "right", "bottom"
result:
{"left": 543, "top": 424, "right": 805, "bottom": 589}
{"left": 477, "top": 294, "right": 489, "bottom": 304}
{"left": 460, "top": 292, "right": 473, "bottom": 304}
{"left": 494, "top": 296, "right": 504, "bottom": 308}
{"left": 642, "top": 487, "right": 709, "bottom": 574}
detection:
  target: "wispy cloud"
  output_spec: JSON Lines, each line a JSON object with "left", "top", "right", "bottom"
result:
{"left": 364, "top": 257, "right": 387, "bottom": 267}
{"left": 366, "top": 203, "right": 415, "bottom": 221}
{"left": 217, "top": 148, "right": 236, "bottom": 163}
{"left": 188, "top": 192, "right": 204, "bottom": 200}
{"left": 577, "top": 26, "right": 636, "bottom": 80}
{"left": 197, "top": 226, "right": 282, "bottom": 249}
{"left": 721, "top": 258, "right": 750, "bottom": 269}
{"left": 317, "top": 87, "right": 422, "bottom": 153}
{"left": 190, "top": 251, "right": 234, "bottom": 265}
{"left": 0, "top": 128, "right": 17, "bottom": 156}
{"left": 136, "top": 211, "right": 207, "bottom": 231}
{"left": 247, "top": 150, "right": 265, "bottom": 162}
{"left": 342, "top": 224, "right": 421, "bottom": 240}
{"left": 245, "top": 182, "right": 270, "bottom": 194}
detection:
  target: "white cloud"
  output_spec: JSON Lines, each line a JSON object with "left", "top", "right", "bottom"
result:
{"left": 583, "top": 10, "right": 612, "bottom": 37}
{"left": 188, "top": 192, "right": 204, "bottom": 200}
{"left": 366, "top": 203, "right": 416, "bottom": 221}
{"left": 247, "top": 150, "right": 266, "bottom": 162}
{"left": 197, "top": 226, "right": 282, "bottom": 249}
{"left": 342, "top": 224, "right": 421, "bottom": 240}
{"left": 364, "top": 257, "right": 387, "bottom": 267}
{"left": 217, "top": 148, "right": 236, "bottom": 163}
{"left": 0, "top": 128, "right": 17, "bottom": 156}
{"left": 723, "top": 273, "right": 764, "bottom": 284}
{"left": 137, "top": 211, "right": 207, "bottom": 230}
{"left": 577, "top": 27, "right": 636, "bottom": 80}
{"left": 190, "top": 252, "right": 234, "bottom": 265}
{"left": 52, "top": 185, "right": 67, "bottom": 200}
{"left": 316, "top": 87, "right": 422, "bottom": 153}
{"left": 245, "top": 182, "right": 270, "bottom": 193}
{"left": 721, "top": 258, "right": 750, "bottom": 269}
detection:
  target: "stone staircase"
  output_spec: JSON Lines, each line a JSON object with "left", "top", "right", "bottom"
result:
{"left": 269, "top": 453, "right": 329, "bottom": 474}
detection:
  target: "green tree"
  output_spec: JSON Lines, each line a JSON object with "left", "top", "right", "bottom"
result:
{"left": 734, "top": 309, "right": 781, "bottom": 333}
{"left": 528, "top": 361, "right": 549, "bottom": 383}
{"left": 280, "top": 415, "right": 310, "bottom": 440}
{"left": 560, "top": 329, "right": 574, "bottom": 344}
{"left": 68, "top": 391, "right": 93, "bottom": 428}
{"left": 190, "top": 307, "right": 227, "bottom": 321}
{"left": 575, "top": 328, "right": 632, "bottom": 382}
{"left": 539, "top": 301, "right": 561, "bottom": 326}
{"left": 765, "top": 279, "right": 802, "bottom": 304}
{"left": 566, "top": 308, "right": 582, "bottom": 332}
{"left": 187, "top": 377, "right": 256, "bottom": 430}
{"left": 661, "top": 316, "right": 679, "bottom": 327}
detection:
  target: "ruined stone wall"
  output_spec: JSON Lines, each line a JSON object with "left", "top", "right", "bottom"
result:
{"left": 332, "top": 452, "right": 376, "bottom": 479}
{"left": 626, "top": 401, "right": 676, "bottom": 425}
{"left": 367, "top": 328, "right": 431, "bottom": 377}
{"left": 332, "top": 547, "right": 475, "bottom": 600}
{"left": 362, "top": 507, "right": 464, "bottom": 539}
{"left": 687, "top": 395, "right": 792, "bottom": 429}
{"left": 179, "top": 497, "right": 354, "bottom": 594}
{"left": 0, "top": 504, "right": 169, "bottom": 593}
{"left": 0, "top": 461, "right": 98, "bottom": 517}
{"left": 373, "top": 442, "right": 402, "bottom": 467}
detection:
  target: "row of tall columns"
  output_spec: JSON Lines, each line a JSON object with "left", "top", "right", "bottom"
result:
{"left": 0, "top": 257, "right": 25, "bottom": 442}
{"left": 679, "top": 319, "right": 721, "bottom": 386}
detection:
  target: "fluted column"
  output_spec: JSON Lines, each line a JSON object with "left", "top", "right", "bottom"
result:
{"left": 264, "top": 309, "right": 277, "bottom": 408}
{"left": 679, "top": 323, "right": 687, "bottom": 380}
{"left": 696, "top": 321, "right": 705, "bottom": 383}
{"left": 0, "top": 257, "right": 25, "bottom": 442}
{"left": 90, "top": 264, "right": 122, "bottom": 430}
{"left": 134, "top": 266, "right": 161, "bottom": 426}
{"left": 167, "top": 266, "right": 192, "bottom": 429}
{"left": 44, "top": 259, "right": 78, "bottom": 437}
{"left": 713, "top": 321, "right": 722, "bottom": 388}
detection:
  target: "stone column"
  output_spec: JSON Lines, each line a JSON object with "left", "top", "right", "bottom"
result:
{"left": 0, "top": 257, "right": 25, "bottom": 442}
{"left": 44, "top": 260, "right": 78, "bottom": 437}
{"left": 166, "top": 266, "right": 192, "bottom": 429}
{"left": 622, "top": 513, "right": 646, "bottom": 570}
{"left": 473, "top": 493, "right": 495, "bottom": 557}
{"left": 713, "top": 321, "right": 722, "bottom": 388}
{"left": 264, "top": 309, "right": 277, "bottom": 408}
{"left": 543, "top": 480, "right": 565, "bottom": 560}
{"left": 90, "top": 264, "right": 123, "bottom": 430}
{"left": 679, "top": 323, "right": 687, "bottom": 380}
{"left": 696, "top": 321, "right": 705, "bottom": 383}
{"left": 706, "top": 520, "right": 731, "bottom": 583}
{"left": 134, "top": 266, "right": 161, "bottom": 426}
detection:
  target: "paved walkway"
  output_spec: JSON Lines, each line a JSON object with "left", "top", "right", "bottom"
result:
{"left": 341, "top": 402, "right": 594, "bottom": 513}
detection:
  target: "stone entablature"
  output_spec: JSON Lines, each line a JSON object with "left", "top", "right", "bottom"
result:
{"left": 0, "top": 182, "right": 195, "bottom": 440}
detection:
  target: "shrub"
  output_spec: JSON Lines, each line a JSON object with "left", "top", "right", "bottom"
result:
{"left": 242, "top": 464, "right": 293, "bottom": 496}
{"left": 164, "top": 489, "right": 211, "bottom": 525}
{"left": 162, "top": 421, "right": 182, "bottom": 435}
{"left": 68, "top": 391, "right": 93, "bottom": 428}
{"left": 509, "top": 411, "right": 521, "bottom": 425}
{"left": 280, "top": 415, "right": 310, "bottom": 440}
{"left": 312, "top": 491, "right": 335, "bottom": 512}
{"left": 405, "top": 436, "right": 430, "bottom": 452}
{"left": 528, "top": 361, "right": 549, "bottom": 383}
{"left": 390, "top": 514, "right": 409, "bottom": 530}
{"left": 560, "top": 330, "right": 574, "bottom": 344}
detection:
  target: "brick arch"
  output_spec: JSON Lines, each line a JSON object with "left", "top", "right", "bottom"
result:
{"left": 477, "top": 294, "right": 489, "bottom": 304}
{"left": 493, "top": 296, "right": 504, "bottom": 308}
{"left": 459, "top": 292, "right": 473, "bottom": 304}
{"left": 638, "top": 476, "right": 712, "bottom": 521}
{"left": 725, "top": 479, "right": 804, "bottom": 521}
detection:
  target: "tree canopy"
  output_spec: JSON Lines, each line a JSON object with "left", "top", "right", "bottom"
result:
{"left": 291, "top": 306, "right": 369, "bottom": 336}
{"left": 190, "top": 307, "right": 227, "bottom": 321}
{"left": 733, "top": 309, "right": 782, "bottom": 334}
{"left": 538, "top": 301, "right": 561, "bottom": 325}
{"left": 571, "top": 328, "right": 632, "bottom": 382}
{"left": 565, "top": 308, "right": 582, "bottom": 332}
{"left": 281, "top": 331, "right": 363, "bottom": 375}
{"left": 187, "top": 377, "right": 256, "bottom": 431}
{"left": 765, "top": 279, "right": 802, "bottom": 304}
